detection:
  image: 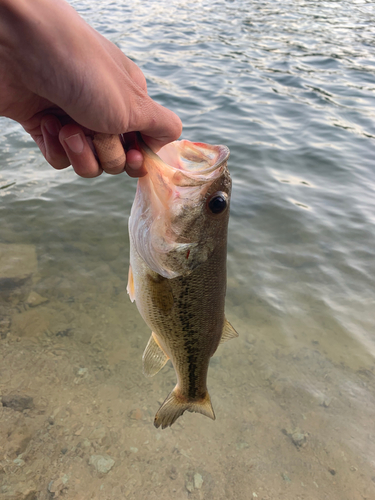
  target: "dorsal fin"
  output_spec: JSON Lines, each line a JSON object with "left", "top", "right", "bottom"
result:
{"left": 219, "top": 318, "right": 238, "bottom": 344}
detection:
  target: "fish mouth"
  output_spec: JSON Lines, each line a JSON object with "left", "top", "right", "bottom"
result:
{"left": 135, "top": 133, "right": 229, "bottom": 183}
{"left": 157, "top": 140, "right": 230, "bottom": 176}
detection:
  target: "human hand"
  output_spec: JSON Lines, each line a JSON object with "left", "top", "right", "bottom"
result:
{"left": 0, "top": 0, "right": 182, "bottom": 178}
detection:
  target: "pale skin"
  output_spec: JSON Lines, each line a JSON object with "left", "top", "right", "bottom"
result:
{"left": 0, "top": 0, "right": 182, "bottom": 178}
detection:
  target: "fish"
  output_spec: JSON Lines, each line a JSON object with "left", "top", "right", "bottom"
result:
{"left": 127, "top": 133, "right": 238, "bottom": 429}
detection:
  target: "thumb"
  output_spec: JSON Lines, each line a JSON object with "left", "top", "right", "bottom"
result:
{"left": 129, "top": 98, "right": 182, "bottom": 152}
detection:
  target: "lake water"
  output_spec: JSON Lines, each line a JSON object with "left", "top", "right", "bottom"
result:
{"left": 1, "top": 0, "right": 375, "bottom": 499}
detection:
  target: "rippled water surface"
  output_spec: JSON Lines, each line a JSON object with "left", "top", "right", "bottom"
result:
{"left": 1, "top": 1, "right": 375, "bottom": 499}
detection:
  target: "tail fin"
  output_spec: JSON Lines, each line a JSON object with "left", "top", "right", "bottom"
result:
{"left": 154, "top": 387, "right": 215, "bottom": 429}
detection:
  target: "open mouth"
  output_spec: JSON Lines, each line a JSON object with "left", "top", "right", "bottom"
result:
{"left": 157, "top": 141, "right": 230, "bottom": 175}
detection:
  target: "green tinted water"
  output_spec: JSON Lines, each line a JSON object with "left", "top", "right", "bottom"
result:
{"left": 1, "top": 1, "right": 375, "bottom": 499}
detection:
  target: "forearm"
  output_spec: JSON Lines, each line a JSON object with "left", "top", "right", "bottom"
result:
{"left": 0, "top": 0, "right": 89, "bottom": 116}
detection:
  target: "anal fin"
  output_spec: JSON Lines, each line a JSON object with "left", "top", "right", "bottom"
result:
{"left": 219, "top": 318, "right": 239, "bottom": 344}
{"left": 142, "top": 332, "right": 169, "bottom": 377}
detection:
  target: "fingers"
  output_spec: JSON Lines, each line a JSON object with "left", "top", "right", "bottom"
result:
{"left": 121, "top": 132, "right": 147, "bottom": 177}
{"left": 92, "top": 133, "right": 147, "bottom": 177}
{"left": 125, "top": 149, "right": 146, "bottom": 177}
{"left": 59, "top": 124, "right": 103, "bottom": 178}
{"left": 92, "top": 133, "right": 125, "bottom": 174}
{"left": 40, "top": 117, "right": 147, "bottom": 178}
{"left": 40, "top": 115, "right": 100, "bottom": 176}
{"left": 60, "top": 127, "right": 146, "bottom": 178}
{"left": 41, "top": 115, "right": 70, "bottom": 170}
{"left": 92, "top": 132, "right": 148, "bottom": 177}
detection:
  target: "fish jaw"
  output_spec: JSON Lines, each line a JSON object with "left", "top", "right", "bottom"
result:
{"left": 129, "top": 135, "right": 231, "bottom": 279}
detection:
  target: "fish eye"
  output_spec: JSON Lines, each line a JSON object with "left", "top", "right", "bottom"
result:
{"left": 208, "top": 192, "right": 228, "bottom": 214}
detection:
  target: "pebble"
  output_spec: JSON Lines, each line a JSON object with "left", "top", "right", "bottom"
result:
{"left": 129, "top": 408, "right": 143, "bottom": 420}
{"left": 26, "top": 291, "right": 48, "bottom": 307}
{"left": 185, "top": 481, "right": 194, "bottom": 493}
{"left": 282, "top": 427, "right": 307, "bottom": 448}
{"left": 236, "top": 441, "right": 250, "bottom": 450}
{"left": 48, "top": 474, "right": 69, "bottom": 496}
{"left": 185, "top": 472, "right": 204, "bottom": 492}
{"left": 13, "top": 458, "right": 25, "bottom": 467}
{"left": 89, "top": 455, "right": 115, "bottom": 474}
{"left": 169, "top": 466, "right": 178, "bottom": 480}
{"left": 194, "top": 473, "right": 203, "bottom": 489}
{"left": 2, "top": 394, "right": 34, "bottom": 412}
{"left": 77, "top": 367, "right": 88, "bottom": 377}
{"left": 318, "top": 394, "right": 332, "bottom": 408}
{"left": 291, "top": 431, "right": 306, "bottom": 447}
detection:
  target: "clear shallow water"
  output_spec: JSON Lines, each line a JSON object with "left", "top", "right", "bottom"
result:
{"left": 1, "top": 1, "right": 375, "bottom": 499}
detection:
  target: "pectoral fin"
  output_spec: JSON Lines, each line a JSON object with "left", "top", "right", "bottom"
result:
{"left": 219, "top": 318, "right": 238, "bottom": 344}
{"left": 142, "top": 333, "right": 169, "bottom": 377}
{"left": 127, "top": 264, "right": 135, "bottom": 302}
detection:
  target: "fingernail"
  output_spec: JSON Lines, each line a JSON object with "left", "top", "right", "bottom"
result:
{"left": 44, "top": 119, "right": 60, "bottom": 136}
{"left": 64, "top": 134, "right": 84, "bottom": 154}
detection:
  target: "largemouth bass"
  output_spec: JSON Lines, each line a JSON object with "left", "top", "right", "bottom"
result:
{"left": 127, "top": 134, "right": 237, "bottom": 429}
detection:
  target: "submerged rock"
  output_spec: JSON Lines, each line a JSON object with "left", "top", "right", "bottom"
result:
{"left": 26, "top": 291, "right": 48, "bottom": 307}
{"left": 0, "top": 244, "right": 37, "bottom": 280}
{"left": 11, "top": 308, "right": 50, "bottom": 338}
{"left": 282, "top": 427, "right": 308, "bottom": 448}
{"left": 185, "top": 472, "right": 204, "bottom": 492}
{"left": 0, "top": 482, "right": 37, "bottom": 500}
{"left": 89, "top": 455, "right": 115, "bottom": 474}
{"left": 194, "top": 473, "right": 204, "bottom": 489}
{"left": 48, "top": 474, "right": 69, "bottom": 497}
{"left": 2, "top": 394, "right": 34, "bottom": 412}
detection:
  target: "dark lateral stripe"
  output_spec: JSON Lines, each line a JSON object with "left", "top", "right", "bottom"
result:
{"left": 177, "top": 278, "right": 202, "bottom": 400}
{"left": 187, "top": 349, "right": 199, "bottom": 399}
{"left": 180, "top": 322, "right": 200, "bottom": 399}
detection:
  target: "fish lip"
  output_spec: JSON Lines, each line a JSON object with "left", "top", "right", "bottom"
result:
{"left": 135, "top": 132, "right": 230, "bottom": 178}
{"left": 173, "top": 141, "right": 230, "bottom": 176}
{"left": 189, "top": 142, "right": 230, "bottom": 165}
